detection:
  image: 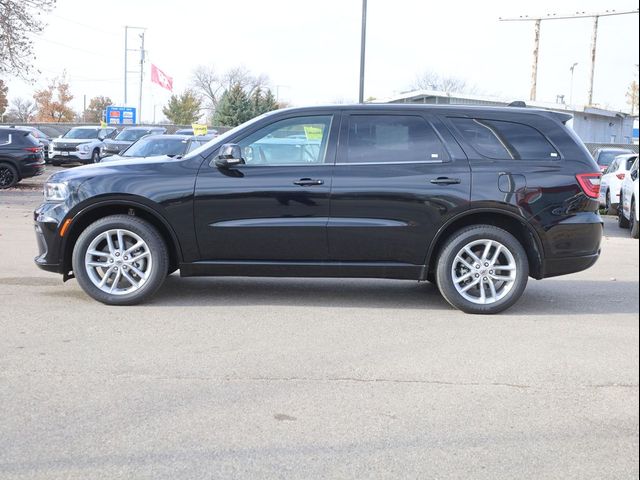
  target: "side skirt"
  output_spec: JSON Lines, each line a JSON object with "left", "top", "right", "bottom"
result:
{"left": 179, "top": 261, "right": 426, "bottom": 281}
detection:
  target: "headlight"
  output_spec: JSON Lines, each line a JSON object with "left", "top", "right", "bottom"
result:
{"left": 78, "top": 144, "right": 90, "bottom": 152}
{"left": 44, "top": 182, "right": 69, "bottom": 202}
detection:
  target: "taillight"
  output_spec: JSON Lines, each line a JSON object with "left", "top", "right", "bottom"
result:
{"left": 24, "top": 147, "right": 42, "bottom": 153}
{"left": 576, "top": 173, "right": 601, "bottom": 199}
{"left": 616, "top": 173, "right": 626, "bottom": 180}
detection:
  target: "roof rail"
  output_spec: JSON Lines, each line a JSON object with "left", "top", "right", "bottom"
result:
{"left": 508, "top": 101, "right": 527, "bottom": 107}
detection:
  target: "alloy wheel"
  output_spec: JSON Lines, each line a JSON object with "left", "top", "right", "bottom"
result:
{"left": 451, "top": 239, "right": 517, "bottom": 305}
{"left": 84, "top": 229, "right": 153, "bottom": 295}
{"left": 0, "top": 166, "right": 17, "bottom": 188}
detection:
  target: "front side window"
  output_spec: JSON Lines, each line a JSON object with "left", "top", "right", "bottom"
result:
{"left": 345, "top": 115, "right": 448, "bottom": 164}
{"left": 451, "top": 118, "right": 559, "bottom": 160}
{"left": 238, "top": 115, "right": 332, "bottom": 166}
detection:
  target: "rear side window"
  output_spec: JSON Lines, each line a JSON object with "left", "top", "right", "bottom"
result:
{"left": 0, "top": 131, "right": 10, "bottom": 145}
{"left": 451, "top": 118, "right": 559, "bottom": 160}
{"left": 346, "top": 115, "right": 449, "bottom": 163}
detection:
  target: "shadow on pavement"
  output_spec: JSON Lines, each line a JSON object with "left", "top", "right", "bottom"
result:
{"left": 146, "top": 275, "right": 638, "bottom": 316}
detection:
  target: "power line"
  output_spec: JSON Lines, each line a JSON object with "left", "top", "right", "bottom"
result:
{"left": 48, "top": 13, "right": 120, "bottom": 37}
{"left": 37, "top": 37, "right": 120, "bottom": 60}
{"left": 499, "top": 8, "right": 639, "bottom": 104}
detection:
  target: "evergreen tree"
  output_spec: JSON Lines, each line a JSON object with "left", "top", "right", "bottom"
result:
{"left": 214, "top": 83, "right": 252, "bottom": 127}
{"left": 162, "top": 90, "right": 201, "bottom": 125}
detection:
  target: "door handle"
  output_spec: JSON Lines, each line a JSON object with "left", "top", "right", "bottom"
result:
{"left": 293, "top": 178, "right": 324, "bottom": 186}
{"left": 430, "top": 177, "right": 461, "bottom": 185}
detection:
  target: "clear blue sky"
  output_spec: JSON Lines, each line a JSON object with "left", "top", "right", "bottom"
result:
{"left": 5, "top": 0, "right": 639, "bottom": 122}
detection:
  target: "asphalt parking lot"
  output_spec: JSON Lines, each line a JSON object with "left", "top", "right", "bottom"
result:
{"left": 1, "top": 168, "right": 638, "bottom": 479}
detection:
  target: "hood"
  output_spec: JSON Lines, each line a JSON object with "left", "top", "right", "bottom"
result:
{"left": 48, "top": 155, "right": 175, "bottom": 184}
{"left": 52, "top": 138, "right": 96, "bottom": 146}
{"left": 100, "top": 154, "right": 171, "bottom": 164}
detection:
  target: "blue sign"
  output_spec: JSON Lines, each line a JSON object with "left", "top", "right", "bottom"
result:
{"left": 105, "top": 106, "right": 137, "bottom": 125}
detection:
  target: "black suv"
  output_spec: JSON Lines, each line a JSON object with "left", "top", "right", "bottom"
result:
{"left": 0, "top": 127, "right": 45, "bottom": 189}
{"left": 33, "top": 105, "right": 603, "bottom": 314}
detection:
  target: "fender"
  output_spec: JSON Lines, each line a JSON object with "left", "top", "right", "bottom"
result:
{"left": 59, "top": 195, "right": 185, "bottom": 267}
{"left": 424, "top": 206, "right": 546, "bottom": 269}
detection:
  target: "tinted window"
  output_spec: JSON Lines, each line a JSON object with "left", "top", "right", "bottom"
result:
{"left": 625, "top": 156, "right": 638, "bottom": 171}
{"left": 597, "top": 150, "right": 632, "bottom": 167}
{"left": 0, "top": 131, "right": 10, "bottom": 145}
{"left": 238, "top": 115, "right": 332, "bottom": 165}
{"left": 346, "top": 115, "right": 448, "bottom": 164}
{"left": 451, "top": 118, "right": 559, "bottom": 160}
{"left": 123, "top": 137, "right": 187, "bottom": 157}
{"left": 116, "top": 129, "right": 149, "bottom": 142}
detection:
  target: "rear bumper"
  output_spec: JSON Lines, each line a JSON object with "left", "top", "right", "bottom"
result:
{"left": 538, "top": 213, "right": 603, "bottom": 278}
{"left": 19, "top": 161, "right": 46, "bottom": 179}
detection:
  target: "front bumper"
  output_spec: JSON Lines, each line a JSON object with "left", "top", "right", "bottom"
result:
{"left": 33, "top": 204, "right": 69, "bottom": 277}
{"left": 50, "top": 150, "right": 93, "bottom": 163}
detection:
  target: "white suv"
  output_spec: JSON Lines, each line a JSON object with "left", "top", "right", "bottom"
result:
{"left": 618, "top": 158, "right": 639, "bottom": 239}
{"left": 599, "top": 154, "right": 637, "bottom": 214}
{"left": 50, "top": 126, "right": 117, "bottom": 166}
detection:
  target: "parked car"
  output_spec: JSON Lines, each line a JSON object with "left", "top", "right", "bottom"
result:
{"left": 174, "top": 127, "right": 218, "bottom": 136}
{"left": 592, "top": 147, "right": 634, "bottom": 173}
{"left": 100, "top": 126, "right": 167, "bottom": 158}
{"left": 0, "top": 127, "right": 45, "bottom": 189}
{"left": 34, "top": 105, "right": 603, "bottom": 314}
{"left": 99, "top": 134, "right": 214, "bottom": 163}
{"left": 618, "top": 157, "right": 639, "bottom": 238}
{"left": 10, "top": 125, "right": 52, "bottom": 163}
{"left": 49, "top": 126, "right": 117, "bottom": 166}
{"left": 599, "top": 154, "right": 637, "bottom": 214}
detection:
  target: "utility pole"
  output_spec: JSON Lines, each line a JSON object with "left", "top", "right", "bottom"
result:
{"left": 530, "top": 19, "right": 541, "bottom": 101}
{"left": 499, "top": 9, "right": 638, "bottom": 105}
{"left": 358, "top": 0, "right": 367, "bottom": 104}
{"left": 124, "top": 26, "right": 146, "bottom": 112}
{"left": 138, "top": 31, "right": 145, "bottom": 124}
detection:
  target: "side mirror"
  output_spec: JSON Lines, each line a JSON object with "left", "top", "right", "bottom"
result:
{"left": 214, "top": 143, "right": 244, "bottom": 168}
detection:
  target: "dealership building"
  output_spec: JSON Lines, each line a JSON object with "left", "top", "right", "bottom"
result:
{"left": 380, "top": 90, "right": 637, "bottom": 146}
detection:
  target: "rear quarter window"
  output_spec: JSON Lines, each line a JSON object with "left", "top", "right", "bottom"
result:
{"left": 450, "top": 117, "right": 559, "bottom": 160}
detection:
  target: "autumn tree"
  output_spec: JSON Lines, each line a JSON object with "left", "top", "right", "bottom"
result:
{"left": 33, "top": 76, "right": 75, "bottom": 122}
{"left": 85, "top": 96, "right": 112, "bottom": 122}
{"left": 0, "top": 0, "right": 57, "bottom": 77}
{"left": 162, "top": 90, "right": 201, "bottom": 125}
{"left": 6, "top": 97, "right": 37, "bottom": 122}
{"left": 0, "top": 79, "right": 7, "bottom": 117}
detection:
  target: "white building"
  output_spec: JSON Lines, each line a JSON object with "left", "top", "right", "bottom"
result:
{"left": 379, "top": 90, "right": 636, "bottom": 145}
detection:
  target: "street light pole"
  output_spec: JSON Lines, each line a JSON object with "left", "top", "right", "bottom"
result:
{"left": 358, "top": 0, "right": 367, "bottom": 103}
{"left": 569, "top": 62, "right": 578, "bottom": 105}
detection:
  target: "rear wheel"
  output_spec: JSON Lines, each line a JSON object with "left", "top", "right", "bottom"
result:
{"left": 630, "top": 199, "right": 639, "bottom": 239}
{"left": 436, "top": 225, "right": 529, "bottom": 314}
{"left": 0, "top": 164, "right": 19, "bottom": 189}
{"left": 72, "top": 215, "right": 169, "bottom": 305}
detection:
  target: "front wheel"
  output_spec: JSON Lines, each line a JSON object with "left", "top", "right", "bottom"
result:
{"left": 72, "top": 215, "right": 169, "bottom": 305}
{"left": 91, "top": 149, "right": 101, "bottom": 163}
{"left": 436, "top": 225, "right": 529, "bottom": 314}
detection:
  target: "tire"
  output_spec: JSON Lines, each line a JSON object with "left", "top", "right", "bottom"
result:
{"left": 0, "top": 163, "right": 19, "bottom": 189}
{"left": 51, "top": 160, "right": 61, "bottom": 167}
{"left": 91, "top": 149, "right": 101, "bottom": 163}
{"left": 630, "top": 199, "right": 639, "bottom": 239}
{"left": 618, "top": 204, "right": 630, "bottom": 229}
{"left": 72, "top": 215, "right": 169, "bottom": 305}
{"left": 436, "top": 225, "right": 529, "bottom": 315}
{"left": 605, "top": 191, "right": 616, "bottom": 215}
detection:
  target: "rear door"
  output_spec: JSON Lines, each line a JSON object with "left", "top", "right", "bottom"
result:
{"left": 328, "top": 111, "right": 470, "bottom": 265}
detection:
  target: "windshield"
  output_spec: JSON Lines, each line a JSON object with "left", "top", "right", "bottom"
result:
{"left": 63, "top": 128, "right": 100, "bottom": 139}
{"left": 123, "top": 137, "right": 187, "bottom": 157}
{"left": 115, "top": 130, "right": 149, "bottom": 142}
{"left": 184, "top": 112, "right": 274, "bottom": 159}
{"left": 598, "top": 150, "right": 632, "bottom": 166}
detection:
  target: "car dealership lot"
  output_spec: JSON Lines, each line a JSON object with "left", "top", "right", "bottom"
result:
{"left": 0, "top": 171, "right": 638, "bottom": 479}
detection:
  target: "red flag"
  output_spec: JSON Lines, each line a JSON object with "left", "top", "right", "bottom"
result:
{"left": 151, "top": 64, "right": 173, "bottom": 92}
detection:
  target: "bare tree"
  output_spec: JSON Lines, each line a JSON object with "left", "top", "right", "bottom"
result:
{"left": 412, "top": 69, "right": 474, "bottom": 94}
{"left": 190, "top": 65, "right": 223, "bottom": 112}
{"left": 6, "top": 97, "right": 37, "bottom": 122}
{"left": 0, "top": 0, "right": 57, "bottom": 77}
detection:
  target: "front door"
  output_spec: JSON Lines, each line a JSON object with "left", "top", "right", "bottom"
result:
{"left": 194, "top": 114, "right": 338, "bottom": 261}
{"left": 328, "top": 112, "right": 471, "bottom": 265}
